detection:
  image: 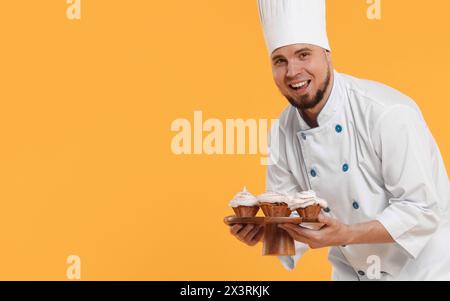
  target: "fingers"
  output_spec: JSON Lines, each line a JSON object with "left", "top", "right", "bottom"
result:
{"left": 230, "top": 224, "right": 243, "bottom": 235}
{"left": 280, "top": 226, "right": 301, "bottom": 241}
{"left": 278, "top": 223, "right": 298, "bottom": 231}
{"left": 244, "top": 225, "right": 264, "bottom": 244}
{"left": 229, "top": 224, "right": 264, "bottom": 246}
{"left": 234, "top": 224, "right": 256, "bottom": 243}
{"left": 278, "top": 223, "right": 314, "bottom": 241}
{"left": 278, "top": 224, "right": 297, "bottom": 237}
{"left": 236, "top": 224, "right": 256, "bottom": 240}
{"left": 317, "top": 213, "right": 334, "bottom": 225}
{"left": 249, "top": 227, "right": 265, "bottom": 245}
{"left": 278, "top": 223, "right": 309, "bottom": 235}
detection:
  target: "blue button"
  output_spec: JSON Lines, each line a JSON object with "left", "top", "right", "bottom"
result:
{"left": 335, "top": 124, "right": 343, "bottom": 133}
{"left": 301, "top": 133, "right": 306, "bottom": 140}
{"left": 358, "top": 270, "right": 365, "bottom": 276}
{"left": 310, "top": 169, "right": 317, "bottom": 177}
{"left": 324, "top": 207, "right": 331, "bottom": 213}
{"left": 352, "top": 201, "right": 359, "bottom": 209}
{"left": 342, "top": 163, "right": 349, "bottom": 172}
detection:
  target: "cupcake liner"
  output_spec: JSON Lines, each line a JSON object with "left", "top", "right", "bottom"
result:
{"left": 232, "top": 206, "right": 260, "bottom": 217}
{"left": 296, "top": 204, "right": 322, "bottom": 222}
{"left": 259, "top": 202, "right": 291, "bottom": 217}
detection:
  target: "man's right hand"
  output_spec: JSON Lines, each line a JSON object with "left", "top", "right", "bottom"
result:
{"left": 229, "top": 224, "right": 264, "bottom": 246}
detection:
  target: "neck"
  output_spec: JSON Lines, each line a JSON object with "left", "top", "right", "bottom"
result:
{"left": 298, "top": 71, "right": 334, "bottom": 128}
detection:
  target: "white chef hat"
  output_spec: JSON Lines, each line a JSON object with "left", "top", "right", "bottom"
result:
{"left": 257, "top": 0, "right": 331, "bottom": 55}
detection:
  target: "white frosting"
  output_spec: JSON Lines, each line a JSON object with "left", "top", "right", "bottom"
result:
{"left": 316, "top": 198, "right": 328, "bottom": 208}
{"left": 257, "top": 191, "right": 289, "bottom": 204}
{"left": 229, "top": 187, "right": 258, "bottom": 208}
{"left": 288, "top": 190, "right": 328, "bottom": 210}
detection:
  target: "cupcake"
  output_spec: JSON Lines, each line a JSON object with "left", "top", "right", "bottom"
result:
{"left": 257, "top": 191, "right": 291, "bottom": 217}
{"left": 229, "top": 187, "right": 260, "bottom": 217}
{"left": 288, "top": 190, "right": 328, "bottom": 222}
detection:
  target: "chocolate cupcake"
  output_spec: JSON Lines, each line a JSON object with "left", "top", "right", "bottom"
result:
{"left": 288, "top": 190, "right": 328, "bottom": 222}
{"left": 229, "top": 187, "right": 260, "bottom": 217}
{"left": 257, "top": 191, "right": 291, "bottom": 217}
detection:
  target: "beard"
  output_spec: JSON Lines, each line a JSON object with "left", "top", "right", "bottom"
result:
{"left": 285, "top": 65, "right": 332, "bottom": 110}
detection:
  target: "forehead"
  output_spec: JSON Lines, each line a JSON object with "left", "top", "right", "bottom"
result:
{"left": 271, "top": 43, "right": 321, "bottom": 58}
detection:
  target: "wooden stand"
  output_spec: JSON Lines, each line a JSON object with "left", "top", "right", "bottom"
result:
{"left": 224, "top": 216, "right": 303, "bottom": 256}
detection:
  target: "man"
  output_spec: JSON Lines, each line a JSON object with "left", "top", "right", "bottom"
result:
{"left": 229, "top": 0, "right": 450, "bottom": 280}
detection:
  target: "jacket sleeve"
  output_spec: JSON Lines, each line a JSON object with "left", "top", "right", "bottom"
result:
{"left": 265, "top": 121, "right": 309, "bottom": 269}
{"left": 372, "top": 105, "right": 441, "bottom": 259}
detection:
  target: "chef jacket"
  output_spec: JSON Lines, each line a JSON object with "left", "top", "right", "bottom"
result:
{"left": 266, "top": 70, "right": 450, "bottom": 280}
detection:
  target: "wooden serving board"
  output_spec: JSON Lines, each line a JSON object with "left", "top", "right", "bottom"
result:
{"left": 223, "top": 215, "right": 303, "bottom": 256}
{"left": 223, "top": 216, "right": 303, "bottom": 225}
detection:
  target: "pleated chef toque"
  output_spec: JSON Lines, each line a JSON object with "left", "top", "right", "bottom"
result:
{"left": 257, "top": 0, "right": 331, "bottom": 55}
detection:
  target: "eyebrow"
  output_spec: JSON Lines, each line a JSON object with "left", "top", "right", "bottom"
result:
{"left": 271, "top": 47, "right": 313, "bottom": 62}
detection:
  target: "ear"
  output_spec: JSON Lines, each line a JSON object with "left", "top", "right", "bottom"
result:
{"left": 325, "top": 50, "right": 332, "bottom": 64}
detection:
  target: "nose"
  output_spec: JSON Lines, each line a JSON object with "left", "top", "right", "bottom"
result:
{"left": 286, "top": 60, "right": 304, "bottom": 79}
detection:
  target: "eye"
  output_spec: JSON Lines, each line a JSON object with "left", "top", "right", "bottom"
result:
{"left": 299, "top": 52, "right": 311, "bottom": 59}
{"left": 273, "top": 58, "right": 286, "bottom": 66}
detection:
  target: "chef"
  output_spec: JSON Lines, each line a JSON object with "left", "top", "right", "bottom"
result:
{"left": 229, "top": 0, "right": 450, "bottom": 280}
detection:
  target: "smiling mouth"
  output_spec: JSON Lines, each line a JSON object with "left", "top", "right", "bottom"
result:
{"left": 289, "top": 80, "right": 311, "bottom": 91}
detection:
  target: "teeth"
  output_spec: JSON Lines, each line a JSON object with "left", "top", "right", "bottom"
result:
{"left": 291, "top": 81, "right": 308, "bottom": 89}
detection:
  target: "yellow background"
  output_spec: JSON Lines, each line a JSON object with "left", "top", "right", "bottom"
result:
{"left": 0, "top": 0, "right": 448, "bottom": 280}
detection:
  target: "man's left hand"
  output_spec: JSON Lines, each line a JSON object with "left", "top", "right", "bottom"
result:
{"left": 278, "top": 214, "right": 351, "bottom": 249}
